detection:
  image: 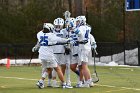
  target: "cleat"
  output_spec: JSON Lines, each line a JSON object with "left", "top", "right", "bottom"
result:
{"left": 76, "top": 83, "right": 90, "bottom": 88}
{"left": 63, "top": 85, "right": 73, "bottom": 88}
{"left": 66, "top": 82, "right": 71, "bottom": 86}
{"left": 89, "top": 82, "right": 94, "bottom": 87}
{"left": 62, "top": 82, "right": 73, "bottom": 89}
{"left": 52, "top": 80, "right": 60, "bottom": 88}
{"left": 75, "top": 81, "right": 83, "bottom": 88}
{"left": 47, "top": 83, "right": 52, "bottom": 87}
{"left": 36, "top": 80, "right": 45, "bottom": 89}
{"left": 52, "top": 84, "right": 60, "bottom": 88}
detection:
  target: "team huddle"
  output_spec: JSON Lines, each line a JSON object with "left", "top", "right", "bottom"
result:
{"left": 32, "top": 11, "right": 97, "bottom": 89}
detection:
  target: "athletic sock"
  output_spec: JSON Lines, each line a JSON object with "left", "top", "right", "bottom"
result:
{"left": 74, "top": 70, "right": 80, "bottom": 76}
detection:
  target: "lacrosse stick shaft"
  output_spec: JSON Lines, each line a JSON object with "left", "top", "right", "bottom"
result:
{"left": 28, "top": 52, "right": 34, "bottom": 66}
{"left": 94, "top": 49, "right": 98, "bottom": 55}
{"left": 93, "top": 49, "right": 99, "bottom": 83}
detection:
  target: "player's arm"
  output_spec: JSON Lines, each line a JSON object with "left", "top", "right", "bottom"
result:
{"left": 32, "top": 41, "right": 40, "bottom": 52}
{"left": 52, "top": 34, "right": 71, "bottom": 44}
{"left": 90, "top": 34, "right": 97, "bottom": 50}
{"left": 32, "top": 32, "right": 42, "bottom": 52}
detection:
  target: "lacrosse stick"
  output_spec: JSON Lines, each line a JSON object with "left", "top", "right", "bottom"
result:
{"left": 92, "top": 49, "right": 99, "bottom": 83}
{"left": 64, "top": 11, "right": 71, "bottom": 21}
{"left": 64, "top": 11, "right": 71, "bottom": 85}
{"left": 28, "top": 52, "right": 34, "bottom": 66}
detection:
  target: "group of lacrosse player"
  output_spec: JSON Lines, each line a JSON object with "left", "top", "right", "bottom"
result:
{"left": 32, "top": 11, "right": 97, "bottom": 89}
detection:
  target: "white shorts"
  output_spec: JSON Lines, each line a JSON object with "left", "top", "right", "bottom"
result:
{"left": 78, "top": 49, "right": 91, "bottom": 65}
{"left": 88, "top": 51, "right": 93, "bottom": 64}
{"left": 64, "top": 54, "right": 71, "bottom": 65}
{"left": 71, "top": 55, "right": 79, "bottom": 64}
{"left": 41, "top": 59, "right": 58, "bottom": 69}
{"left": 54, "top": 54, "right": 65, "bottom": 65}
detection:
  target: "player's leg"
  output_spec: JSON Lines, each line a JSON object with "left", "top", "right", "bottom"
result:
{"left": 51, "top": 69, "right": 60, "bottom": 87}
{"left": 54, "top": 65, "right": 64, "bottom": 83}
{"left": 70, "top": 56, "right": 84, "bottom": 87}
{"left": 81, "top": 50, "right": 93, "bottom": 87}
{"left": 51, "top": 54, "right": 61, "bottom": 87}
{"left": 70, "top": 63, "right": 79, "bottom": 75}
{"left": 75, "top": 65, "right": 85, "bottom": 87}
{"left": 70, "top": 56, "right": 80, "bottom": 76}
{"left": 64, "top": 54, "right": 72, "bottom": 86}
{"left": 36, "top": 60, "right": 49, "bottom": 89}
{"left": 51, "top": 57, "right": 73, "bottom": 88}
{"left": 41, "top": 68, "right": 52, "bottom": 87}
{"left": 77, "top": 50, "right": 91, "bottom": 87}
{"left": 82, "top": 62, "right": 90, "bottom": 80}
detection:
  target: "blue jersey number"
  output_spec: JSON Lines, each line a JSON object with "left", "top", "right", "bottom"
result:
{"left": 70, "top": 34, "right": 78, "bottom": 46}
{"left": 39, "top": 36, "right": 48, "bottom": 46}
{"left": 85, "top": 30, "right": 89, "bottom": 39}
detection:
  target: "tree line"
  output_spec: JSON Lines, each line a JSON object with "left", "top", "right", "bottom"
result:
{"left": 0, "top": 0, "right": 140, "bottom": 44}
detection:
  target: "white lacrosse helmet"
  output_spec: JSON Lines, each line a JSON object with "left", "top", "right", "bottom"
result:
{"left": 43, "top": 23, "right": 54, "bottom": 32}
{"left": 75, "top": 16, "right": 81, "bottom": 22}
{"left": 69, "top": 18, "right": 76, "bottom": 28}
{"left": 53, "top": 18, "right": 64, "bottom": 31}
{"left": 80, "top": 16, "right": 86, "bottom": 25}
{"left": 75, "top": 16, "right": 86, "bottom": 26}
{"left": 75, "top": 16, "right": 81, "bottom": 27}
{"left": 53, "top": 18, "right": 64, "bottom": 26}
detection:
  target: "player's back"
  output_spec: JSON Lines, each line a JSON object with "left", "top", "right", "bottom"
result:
{"left": 78, "top": 25, "right": 91, "bottom": 50}
{"left": 37, "top": 32, "right": 58, "bottom": 59}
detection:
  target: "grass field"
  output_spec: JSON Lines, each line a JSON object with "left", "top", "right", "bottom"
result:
{"left": 0, "top": 66, "right": 140, "bottom": 93}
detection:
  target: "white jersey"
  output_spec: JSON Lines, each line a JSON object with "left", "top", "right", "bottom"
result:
{"left": 69, "top": 31, "right": 79, "bottom": 55}
{"left": 76, "top": 25, "right": 91, "bottom": 50}
{"left": 62, "top": 28, "right": 71, "bottom": 49}
{"left": 52, "top": 30, "right": 65, "bottom": 53}
{"left": 62, "top": 28, "right": 69, "bottom": 38}
{"left": 37, "top": 31, "right": 68, "bottom": 60}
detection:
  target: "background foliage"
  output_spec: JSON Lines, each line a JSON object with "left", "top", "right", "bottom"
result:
{"left": 0, "top": 0, "right": 140, "bottom": 44}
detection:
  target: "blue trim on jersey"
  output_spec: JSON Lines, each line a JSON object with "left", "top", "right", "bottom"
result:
{"left": 75, "top": 29, "right": 80, "bottom": 34}
{"left": 70, "top": 22, "right": 73, "bottom": 27}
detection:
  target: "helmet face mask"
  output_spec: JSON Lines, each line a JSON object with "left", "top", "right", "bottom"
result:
{"left": 80, "top": 16, "right": 86, "bottom": 25}
{"left": 75, "top": 16, "right": 81, "bottom": 27}
{"left": 54, "top": 25, "right": 63, "bottom": 31}
{"left": 65, "top": 18, "right": 76, "bottom": 31}
{"left": 43, "top": 28, "right": 50, "bottom": 33}
{"left": 75, "top": 16, "right": 86, "bottom": 27}
{"left": 76, "top": 20, "right": 80, "bottom": 27}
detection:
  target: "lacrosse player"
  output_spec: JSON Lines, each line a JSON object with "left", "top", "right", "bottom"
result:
{"left": 60, "top": 18, "right": 72, "bottom": 87}
{"left": 33, "top": 23, "right": 73, "bottom": 89}
{"left": 32, "top": 23, "right": 54, "bottom": 87}
{"left": 66, "top": 18, "right": 82, "bottom": 85}
{"left": 51, "top": 18, "right": 67, "bottom": 88}
{"left": 74, "top": 16, "right": 93, "bottom": 88}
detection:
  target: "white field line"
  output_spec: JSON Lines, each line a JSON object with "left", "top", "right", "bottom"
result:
{"left": 105, "top": 88, "right": 128, "bottom": 92}
{"left": 97, "top": 84, "right": 140, "bottom": 91}
{"left": 117, "top": 68, "right": 134, "bottom": 70}
{"left": 0, "top": 85, "right": 7, "bottom": 88}
{"left": 0, "top": 76, "right": 38, "bottom": 81}
{"left": 0, "top": 76, "right": 140, "bottom": 91}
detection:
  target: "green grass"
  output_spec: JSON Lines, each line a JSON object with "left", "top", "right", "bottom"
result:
{"left": 0, "top": 66, "right": 140, "bottom": 93}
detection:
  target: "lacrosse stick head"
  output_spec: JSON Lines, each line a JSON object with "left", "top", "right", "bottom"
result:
{"left": 92, "top": 73, "right": 99, "bottom": 83}
{"left": 64, "top": 11, "right": 71, "bottom": 20}
{"left": 63, "top": 11, "right": 71, "bottom": 29}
